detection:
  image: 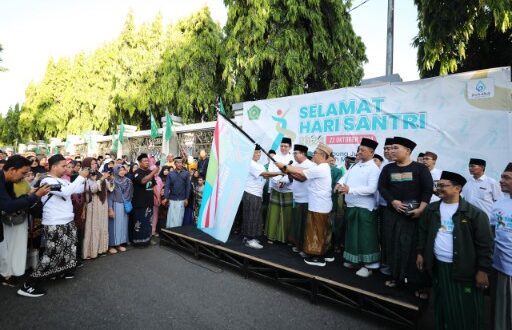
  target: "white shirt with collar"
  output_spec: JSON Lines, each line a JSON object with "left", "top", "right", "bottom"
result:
{"left": 268, "top": 152, "right": 294, "bottom": 193}
{"left": 462, "top": 174, "right": 504, "bottom": 218}
{"left": 291, "top": 159, "right": 316, "bottom": 203}
{"left": 244, "top": 160, "right": 266, "bottom": 197}
{"left": 303, "top": 163, "right": 332, "bottom": 213}
{"left": 338, "top": 159, "right": 380, "bottom": 211}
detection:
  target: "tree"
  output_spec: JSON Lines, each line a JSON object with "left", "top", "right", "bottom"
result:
{"left": 414, "top": 0, "right": 512, "bottom": 77}
{"left": 0, "top": 103, "right": 21, "bottom": 145}
{"left": 0, "top": 43, "right": 6, "bottom": 72}
{"left": 223, "top": 0, "right": 367, "bottom": 102}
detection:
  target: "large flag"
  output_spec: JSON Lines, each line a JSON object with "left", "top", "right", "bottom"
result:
{"left": 164, "top": 112, "right": 173, "bottom": 141}
{"left": 150, "top": 113, "right": 159, "bottom": 140}
{"left": 197, "top": 114, "right": 254, "bottom": 242}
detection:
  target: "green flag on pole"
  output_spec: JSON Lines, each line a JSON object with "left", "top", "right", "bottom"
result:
{"left": 219, "top": 97, "right": 225, "bottom": 114}
{"left": 150, "top": 112, "right": 159, "bottom": 140}
{"left": 119, "top": 120, "right": 125, "bottom": 144}
{"left": 164, "top": 112, "right": 173, "bottom": 141}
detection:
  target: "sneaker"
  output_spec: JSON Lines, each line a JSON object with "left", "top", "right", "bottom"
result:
{"left": 76, "top": 261, "right": 84, "bottom": 268}
{"left": 245, "top": 239, "right": 263, "bottom": 249}
{"left": 356, "top": 267, "right": 372, "bottom": 278}
{"left": 17, "top": 283, "right": 46, "bottom": 298}
{"left": 299, "top": 251, "right": 307, "bottom": 258}
{"left": 324, "top": 255, "right": 335, "bottom": 263}
{"left": 380, "top": 265, "right": 391, "bottom": 276}
{"left": 343, "top": 262, "right": 355, "bottom": 269}
{"left": 304, "top": 257, "right": 326, "bottom": 267}
{"left": 62, "top": 272, "right": 75, "bottom": 280}
{"left": 292, "top": 247, "right": 299, "bottom": 253}
{"left": 1, "top": 276, "right": 18, "bottom": 287}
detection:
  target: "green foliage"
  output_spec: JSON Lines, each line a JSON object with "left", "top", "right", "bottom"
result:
{"left": 17, "top": 3, "right": 366, "bottom": 140}
{"left": 223, "top": 0, "right": 367, "bottom": 102}
{"left": 414, "top": 0, "right": 512, "bottom": 77}
{"left": 0, "top": 103, "right": 21, "bottom": 145}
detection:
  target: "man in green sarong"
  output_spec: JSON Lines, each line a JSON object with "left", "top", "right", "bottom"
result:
{"left": 335, "top": 138, "right": 381, "bottom": 277}
{"left": 265, "top": 138, "right": 294, "bottom": 243}
{"left": 417, "top": 171, "right": 493, "bottom": 330}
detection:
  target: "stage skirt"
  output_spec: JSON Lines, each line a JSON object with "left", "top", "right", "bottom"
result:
{"left": 167, "top": 200, "right": 185, "bottom": 228}
{"left": 288, "top": 202, "right": 308, "bottom": 249}
{"left": 242, "top": 192, "right": 263, "bottom": 238}
{"left": 434, "top": 260, "right": 484, "bottom": 330}
{"left": 108, "top": 201, "right": 128, "bottom": 246}
{"left": 30, "top": 222, "right": 77, "bottom": 279}
{"left": 343, "top": 207, "right": 380, "bottom": 264}
{"left": 132, "top": 207, "right": 153, "bottom": 247}
{"left": 303, "top": 211, "right": 331, "bottom": 257}
{"left": 265, "top": 190, "right": 293, "bottom": 242}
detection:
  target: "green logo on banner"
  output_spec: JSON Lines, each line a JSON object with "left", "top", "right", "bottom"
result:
{"left": 248, "top": 105, "right": 262, "bottom": 120}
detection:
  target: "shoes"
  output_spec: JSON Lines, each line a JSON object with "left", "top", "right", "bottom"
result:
{"left": 356, "top": 267, "right": 372, "bottom": 278}
{"left": 245, "top": 239, "right": 263, "bottom": 249}
{"left": 304, "top": 257, "right": 326, "bottom": 267}
{"left": 291, "top": 247, "right": 299, "bottom": 253}
{"left": 324, "top": 255, "right": 335, "bottom": 263}
{"left": 267, "top": 240, "right": 274, "bottom": 244}
{"left": 299, "top": 252, "right": 307, "bottom": 258}
{"left": 343, "top": 262, "right": 355, "bottom": 269}
{"left": 1, "top": 276, "right": 18, "bottom": 287}
{"left": 118, "top": 246, "right": 127, "bottom": 252}
{"left": 76, "top": 261, "right": 84, "bottom": 268}
{"left": 108, "top": 248, "right": 118, "bottom": 254}
{"left": 62, "top": 272, "right": 75, "bottom": 279}
{"left": 17, "top": 283, "right": 46, "bottom": 298}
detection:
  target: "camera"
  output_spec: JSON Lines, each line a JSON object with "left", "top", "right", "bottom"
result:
{"left": 48, "top": 184, "right": 62, "bottom": 192}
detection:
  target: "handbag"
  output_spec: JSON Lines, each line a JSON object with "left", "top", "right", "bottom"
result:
{"left": 119, "top": 185, "right": 133, "bottom": 214}
{"left": 1, "top": 210, "right": 27, "bottom": 226}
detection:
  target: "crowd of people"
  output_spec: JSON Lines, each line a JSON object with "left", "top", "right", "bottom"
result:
{"left": 239, "top": 136, "right": 510, "bottom": 330}
{"left": 0, "top": 149, "right": 209, "bottom": 299}
{"left": 0, "top": 136, "right": 510, "bottom": 329}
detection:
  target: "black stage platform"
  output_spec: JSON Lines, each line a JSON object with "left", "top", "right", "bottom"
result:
{"left": 160, "top": 226, "right": 424, "bottom": 328}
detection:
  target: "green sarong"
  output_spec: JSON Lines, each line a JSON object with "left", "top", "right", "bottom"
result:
{"left": 343, "top": 207, "right": 380, "bottom": 264}
{"left": 265, "top": 190, "right": 293, "bottom": 242}
{"left": 434, "top": 260, "right": 484, "bottom": 330}
{"left": 288, "top": 202, "right": 308, "bottom": 249}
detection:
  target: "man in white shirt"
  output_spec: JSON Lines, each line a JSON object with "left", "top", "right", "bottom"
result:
{"left": 490, "top": 162, "right": 512, "bottom": 330}
{"left": 462, "top": 158, "right": 503, "bottom": 218}
{"left": 276, "top": 143, "right": 333, "bottom": 267}
{"left": 336, "top": 138, "right": 381, "bottom": 277}
{"left": 265, "top": 137, "right": 294, "bottom": 243}
{"left": 242, "top": 145, "right": 282, "bottom": 249}
{"left": 422, "top": 151, "right": 442, "bottom": 203}
{"left": 18, "top": 154, "right": 89, "bottom": 298}
{"left": 288, "top": 144, "right": 315, "bottom": 255}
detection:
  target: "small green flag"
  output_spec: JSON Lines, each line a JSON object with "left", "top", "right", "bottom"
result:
{"left": 119, "top": 120, "right": 125, "bottom": 144}
{"left": 164, "top": 112, "right": 173, "bottom": 141}
{"left": 150, "top": 112, "right": 159, "bottom": 140}
{"left": 111, "top": 134, "right": 118, "bottom": 153}
{"left": 35, "top": 146, "right": 40, "bottom": 155}
{"left": 219, "top": 97, "right": 225, "bottom": 114}
{"left": 46, "top": 145, "right": 51, "bottom": 155}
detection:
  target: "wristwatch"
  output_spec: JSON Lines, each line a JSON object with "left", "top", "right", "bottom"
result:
{"left": 282, "top": 165, "right": 287, "bottom": 173}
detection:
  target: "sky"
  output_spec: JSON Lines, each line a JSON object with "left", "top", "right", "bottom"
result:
{"left": 0, "top": 0, "right": 419, "bottom": 115}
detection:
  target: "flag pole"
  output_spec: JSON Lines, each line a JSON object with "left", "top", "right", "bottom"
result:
{"left": 216, "top": 110, "right": 277, "bottom": 163}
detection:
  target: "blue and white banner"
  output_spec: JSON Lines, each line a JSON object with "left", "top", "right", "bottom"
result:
{"left": 243, "top": 67, "right": 512, "bottom": 179}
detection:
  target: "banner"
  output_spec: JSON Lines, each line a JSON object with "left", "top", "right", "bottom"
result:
{"left": 197, "top": 114, "right": 254, "bottom": 242}
{"left": 243, "top": 67, "right": 512, "bottom": 179}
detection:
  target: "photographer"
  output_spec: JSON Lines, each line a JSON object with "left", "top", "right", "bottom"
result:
{"left": 18, "top": 154, "right": 89, "bottom": 298}
{"left": 0, "top": 155, "right": 50, "bottom": 242}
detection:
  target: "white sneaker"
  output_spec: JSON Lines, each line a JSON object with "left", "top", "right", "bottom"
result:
{"left": 292, "top": 247, "right": 299, "bottom": 253}
{"left": 356, "top": 267, "right": 372, "bottom": 278}
{"left": 343, "top": 262, "right": 355, "bottom": 269}
{"left": 245, "top": 239, "right": 263, "bottom": 249}
{"left": 299, "top": 252, "right": 307, "bottom": 258}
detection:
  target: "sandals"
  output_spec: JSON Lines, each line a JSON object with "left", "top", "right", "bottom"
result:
{"left": 108, "top": 248, "right": 118, "bottom": 254}
{"left": 118, "top": 246, "right": 127, "bottom": 252}
{"left": 385, "top": 280, "right": 397, "bottom": 288}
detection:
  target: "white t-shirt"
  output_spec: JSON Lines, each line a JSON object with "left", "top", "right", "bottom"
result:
{"left": 430, "top": 168, "right": 442, "bottom": 203}
{"left": 338, "top": 159, "right": 380, "bottom": 211}
{"left": 462, "top": 175, "right": 503, "bottom": 218}
{"left": 304, "top": 163, "right": 332, "bottom": 213}
{"left": 268, "top": 152, "right": 294, "bottom": 193}
{"left": 41, "top": 175, "right": 86, "bottom": 226}
{"left": 244, "top": 160, "right": 265, "bottom": 197}
{"left": 490, "top": 198, "right": 512, "bottom": 276}
{"left": 434, "top": 201, "right": 459, "bottom": 263}
{"left": 291, "top": 159, "right": 316, "bottom": 203}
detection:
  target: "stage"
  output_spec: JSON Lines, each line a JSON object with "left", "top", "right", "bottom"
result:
{"left": 160, "top": 226, "right": 424, "bottom": 328}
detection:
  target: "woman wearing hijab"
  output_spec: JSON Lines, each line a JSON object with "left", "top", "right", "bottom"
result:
{"left": 158, "top": 166, "right": 170, "bottom": 231}
{"left": 82, "top": 157, "right": 112, "bottom": 259}
{"left": 152, "top": 165, "right": 164, "bottom": 238}
{"left": 126, "top": 163, "right": 139, "bottom": 181}
{"left": 107, "top": 165, "right": 133, "bottom": 253}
